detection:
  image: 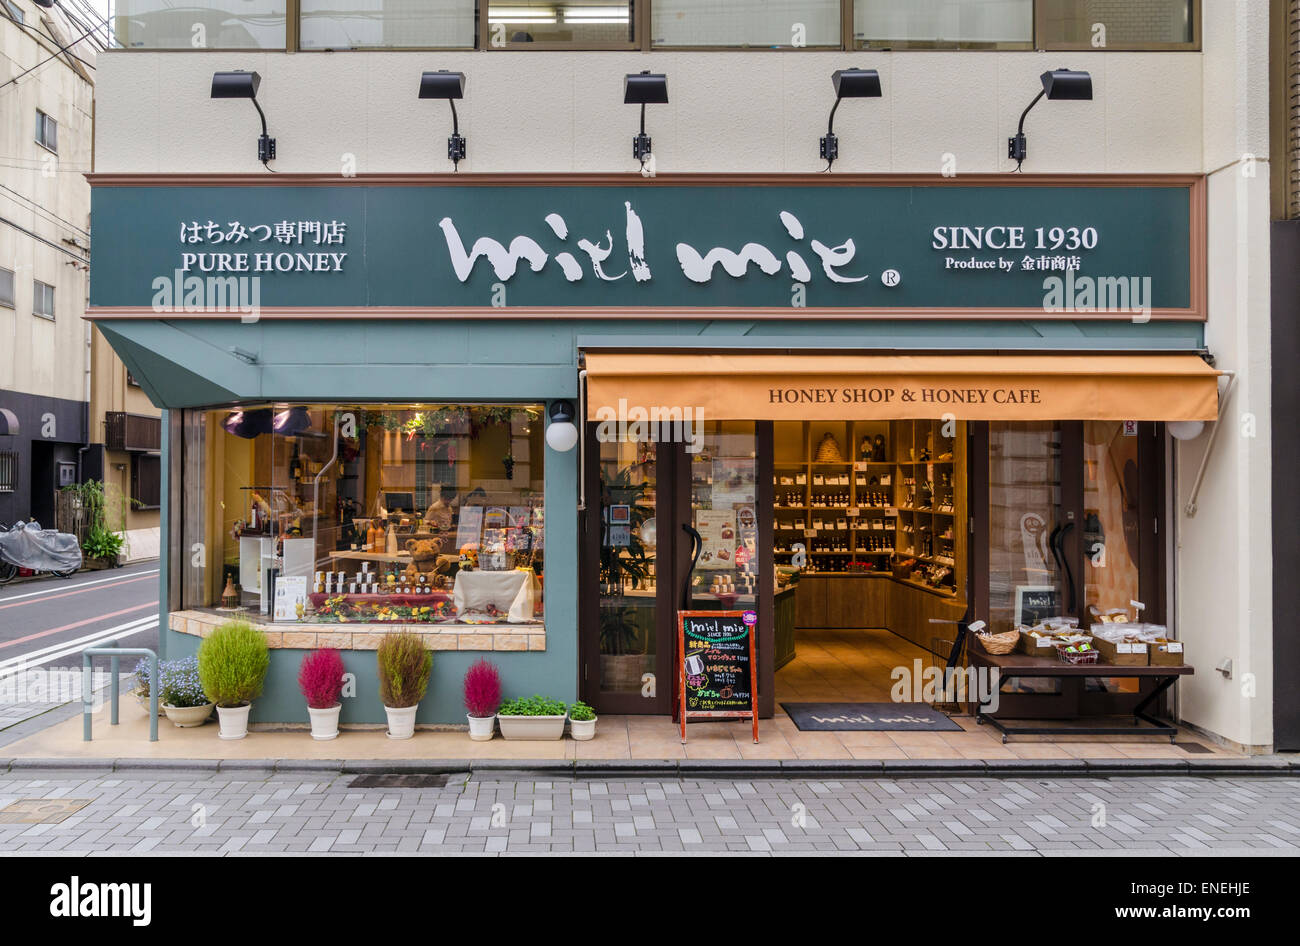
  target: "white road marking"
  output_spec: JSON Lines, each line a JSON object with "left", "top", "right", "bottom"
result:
{"left": 0, "top": 616, "right": 159, "bottom": 673}
{"left": 0, "top": 568, "right": 160, "bottom": 604}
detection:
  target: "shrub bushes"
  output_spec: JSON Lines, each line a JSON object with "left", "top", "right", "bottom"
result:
{"left": 299, "top": 648, "right": 346, "bottom": 709}
{"left": 376, "top": 632, "right": 431, "bottom": 708}
{"left": 463, "top": 659, "right": 502, "bottom": 718}
{"left": 197, "top": 620, "right": 270, "bottom": 708}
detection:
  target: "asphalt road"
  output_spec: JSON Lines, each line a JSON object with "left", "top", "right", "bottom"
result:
{"left": 0, "top": 562, "right": 161, "bottom": 678}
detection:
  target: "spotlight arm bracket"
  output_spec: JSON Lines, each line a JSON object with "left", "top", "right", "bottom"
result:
{"left": 1016, "top": 88, "right": 1046, "bottom": 138}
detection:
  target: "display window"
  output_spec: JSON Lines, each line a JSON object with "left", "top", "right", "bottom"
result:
{"left": 180, "top": 403, "right": 545, "bottom": 626}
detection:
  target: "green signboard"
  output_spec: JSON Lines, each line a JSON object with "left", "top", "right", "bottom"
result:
{"left": 89, "top": 181, "right": 1195, "bottom": 314}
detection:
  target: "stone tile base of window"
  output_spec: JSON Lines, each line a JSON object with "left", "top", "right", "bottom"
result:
{"left": 168, "top": 610, "right": 545, "bottom": 652}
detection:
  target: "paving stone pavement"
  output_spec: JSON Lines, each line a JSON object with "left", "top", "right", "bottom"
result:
{"left": 0, "top": 771, "right": 1296, "bottom": 855}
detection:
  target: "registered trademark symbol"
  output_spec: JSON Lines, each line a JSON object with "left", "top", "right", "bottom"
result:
{"left": 881, "top": 269, "right": 901, "bottom": 287}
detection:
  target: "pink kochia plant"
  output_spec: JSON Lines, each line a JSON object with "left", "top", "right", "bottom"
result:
{"left": 298, "top": 648, "right": 346, "bottom": 709}
{"left": 464, "top": 659, "right": 502, "bottom": 719}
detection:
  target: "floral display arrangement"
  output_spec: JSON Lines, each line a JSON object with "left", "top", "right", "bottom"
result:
{"left": 312, "top": 596, "right": 455, "bottom": 624}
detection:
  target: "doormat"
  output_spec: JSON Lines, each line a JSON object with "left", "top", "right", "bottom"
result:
{"left": 780, "top": 703, "right": 961, "bottom": 732}
{"left": 348, "top": 774, "right": 451, "bottom": 789}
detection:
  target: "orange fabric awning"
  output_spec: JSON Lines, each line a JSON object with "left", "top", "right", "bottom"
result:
{"left": 584, "top": 353, "right": 1220, "bottom": 423}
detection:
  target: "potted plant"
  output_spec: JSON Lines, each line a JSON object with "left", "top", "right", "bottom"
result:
{"left": 376, "top": 631, "right": 431, "bottom": 739}
{"left": 197, "top": 619, "right": 270, "bottom": 740}
{"left": 496, "top": 694, "right": 567, "bottom": 740}
{"left": 463, "top": 658, "right": 501, "bottom": 741}
{"left": 568, "top": 700, "right": 597, "bottom": 741}
{"left": 157, "top": 656, "right": 213, "bottom": 727}
{"left": 130, "top": 657, "right": 153, "bottom": 712}
{"left": 298, "top": 648, "right": 346, "bottom": 740}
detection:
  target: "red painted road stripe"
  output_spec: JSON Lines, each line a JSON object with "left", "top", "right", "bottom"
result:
{"left": 0, "top": 573, "right": 156, "bottom": 611}
{"left": 0, "top": 601, "right": 159, "bottom": 650}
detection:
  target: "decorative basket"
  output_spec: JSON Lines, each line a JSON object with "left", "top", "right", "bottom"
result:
{"left": 1055, "top": 643, "right": 1100, "bottom": 664}
{"left": 975, "top": 629, "right": 1020, "bottom": 655}
{"left": 815, "top": 432, "right": 844, "bottom": 462}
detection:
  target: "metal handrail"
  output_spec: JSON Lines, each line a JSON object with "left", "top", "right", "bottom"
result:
{"left": 82, "top": 640, "right": 157, "bottom": 742}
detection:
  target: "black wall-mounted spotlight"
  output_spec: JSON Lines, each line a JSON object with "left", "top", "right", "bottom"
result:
{"left": 419, "top": 70, "right": 467, "bottom": 171}
{"left": 820, "top": 68, "right": 882, "bottom": 171}
{"left": 624, "top": 71, "right": 668, "bottom": 167}
{"left": 1008, "top": 68, "right": 1092, "bottom": 171}
{"left": 211, "top": 71, "right": 276, "bottom": 168}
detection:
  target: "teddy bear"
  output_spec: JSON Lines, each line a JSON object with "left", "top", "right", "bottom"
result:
{"left": 402, "top": 534, "right": 447, "bottom": 587}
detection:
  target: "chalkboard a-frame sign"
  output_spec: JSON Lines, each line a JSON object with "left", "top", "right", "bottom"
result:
{"left": 1015, "top": 585, "right": 1063, "bottom": 627}
{"left": 678, "top": 610, "right": 759, "bottom": 744}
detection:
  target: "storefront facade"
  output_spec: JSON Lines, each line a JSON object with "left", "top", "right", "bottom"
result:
{"left": 86, "top": 1, "right": 1278, "bottom": 753}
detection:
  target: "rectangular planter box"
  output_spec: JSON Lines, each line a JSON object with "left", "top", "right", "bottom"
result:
{"left": 497, "top": 713, "right": 566, "bottom": 740}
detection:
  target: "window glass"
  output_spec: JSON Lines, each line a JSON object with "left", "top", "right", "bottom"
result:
{"left": 3, "top": 1, "right": 24, "bottom": 26}
{"left": 1038, "top": 0, "right": 1193, "bottom": 48}
{"left": 35, "top": 111, "right": 57, "bottom": 152}
{"left": 33, "top": 281, "right": 54, "bottom": 319}
{"left": 182, "top": 404, "right": 545, "bottom": 627}
{"left": 853, "top": 0, "right": 1032, "bottom": 49}
{"left": 652, "top": 0, "right": 839, "bottom": 48}
{"left": 132, "top": 454, "right": 163, "bottom": 510}
{"left": 487, "top": 1, "right": 634, "bottom": 47}
{"left": 0, "top": 452, "right": 16, "bottom": 494}
{"left": 0, "top": 268, "right": 13, "bottom": 308}
{"left": 112, "top": 1, "right": 287, "bottom": 49}
{"left": 300, "top": 1, "right": 475, "bottom": 49}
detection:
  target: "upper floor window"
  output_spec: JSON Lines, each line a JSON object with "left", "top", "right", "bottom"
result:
{"left": 652, "top": 0, "right": 841, "bottom": 48}
{"left": 300, "top": 1, "right": 475, "bottom": 49}
{"left": 105, "top": 1, "right": 1201, "bottom": 51}
{"left": 2, "top": 0, "right": 24, "bottom": 25}
{"left": 0, "top": 268, "right": 13, "bottom": 309}
{"left": 854, "top": 0, "right": 1033, "bottom": 50}
{"left": 1037, "top": 0, "right": 1195, "bottom": 49}
{"left": 112, "top": 1, "right": 287, "bottom": 49}
{"left": 35, "top": 110, "right": 57, "bottom": 152}
{"left": 486, "top": 1, "right": 635, "bottom": 48}
{"left": 33, "top": 280, "right": 55, "bottom": 320}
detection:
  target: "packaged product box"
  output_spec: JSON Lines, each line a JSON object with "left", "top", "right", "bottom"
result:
{"left": 1018, "top": 629, "right": 1060, "bottom": 656}
{"left": 1139, "top": 625, "right": 1184, "bottom": 666}
{"left": 1089, "top": 624, "right": 1149, "bottom": 665}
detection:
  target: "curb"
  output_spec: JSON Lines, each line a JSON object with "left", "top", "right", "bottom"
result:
{"left": 1, "top": 756, "right": 1295, "bottom": 778}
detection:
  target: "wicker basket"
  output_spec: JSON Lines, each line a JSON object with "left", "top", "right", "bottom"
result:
{"left": 975, "top": 629, "right": 1019, "bottom": 655}
{"left": 1055, "top": 642, "right": 1100, "bottom": 664}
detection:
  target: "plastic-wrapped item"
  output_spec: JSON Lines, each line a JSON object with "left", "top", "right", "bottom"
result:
{"left": 0, "top": 521, "right": 83, "bottom": 572}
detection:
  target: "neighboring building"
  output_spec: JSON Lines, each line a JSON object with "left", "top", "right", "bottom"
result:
{"left": 0, "top": 0, "right": 160, "bottom": 559}
{"left": 88, "top": 2, "right": 1283, "bottom": 754}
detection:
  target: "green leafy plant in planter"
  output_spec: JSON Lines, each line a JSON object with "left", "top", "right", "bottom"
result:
{"left": 376, "top": 631, "right": 432, "bottom": 739}
{"left": 498, "top": 695, "right": 567, "bottom": 717}
{"left": 568, "top": 700, "right": 598, "bottom": 741}
{"left": 497, "top": 694, "right": 568, "bottom": 740}
{"left": 197, "top": 620, "right": 270, "bottom": 739}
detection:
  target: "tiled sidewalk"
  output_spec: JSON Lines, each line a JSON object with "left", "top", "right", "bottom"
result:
{"left": 0, "top": 770, "right": 1296, "bottom": 855}
{"left": 1, "top": 697, "right": 1240, "bottom": 764}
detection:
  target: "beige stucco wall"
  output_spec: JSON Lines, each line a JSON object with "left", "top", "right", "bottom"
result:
{"left": 1173, "top": 0, "right": 1273, "bottom": 752}
{"left": 0, "top": 9, "right": 94, "bottom": 405}
{"left": 92, "top": 48, "right": 1204, "bottom": 174}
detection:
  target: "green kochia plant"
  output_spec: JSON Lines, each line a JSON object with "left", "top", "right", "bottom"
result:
{"left": 498, "top": 695, "right": 567, "bottom": 717}
{"left": 376, "top": 631, "right": 432, "bottom": 709}
{"left": 197, "top": 620, "right": 270, "bottom": 708}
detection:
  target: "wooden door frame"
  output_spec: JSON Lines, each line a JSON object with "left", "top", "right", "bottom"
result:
{"left": 578, "top": 427, "right": 677, "bottom": 715}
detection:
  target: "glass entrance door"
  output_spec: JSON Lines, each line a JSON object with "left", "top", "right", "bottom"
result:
{"left": 986, "top": 421, "right": 1081, "bottom": 631}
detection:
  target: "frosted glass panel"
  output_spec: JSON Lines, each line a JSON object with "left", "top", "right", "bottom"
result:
{"left": 1039, "top": 0, "right": 1193, "bottom": 46}
{"left": 854, "top": 0, "right": 1032, "bottom": 45}
{"left": 113, "top": 1, "right": 286, "bottom": 49}
{"left": 653, "top": 0, "right": 840, "bottom": 47}
{"left": 300, "top": 1, "right": 475, "bottom": 49}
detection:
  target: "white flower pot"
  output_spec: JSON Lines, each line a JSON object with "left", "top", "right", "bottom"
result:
{"left": 308, "top": 704, "right": 342, "bottom": 741}
{"left": 384, "top": 704, "right": 418, "bottom": 740}
{"left": 216, "top": 702, "right": 252, "bottom": 740}
{"left": 569, "top": 716, "right": 598, "bottom": 741}
{"left": 162, "top": 702, "right": 213, "bottom": 728}
{"left": 497, "top": 714, "right": 567, "bottom": 741}
{"left": 467, "top": 714, "right": 496, "bottom": 741}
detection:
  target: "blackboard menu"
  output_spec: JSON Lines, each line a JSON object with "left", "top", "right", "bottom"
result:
{"left": 679, "top": 611, "right": 756, "bottom": 718}
{"left": 1016, "top": 585, "right": 1063, "bottom": 627}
